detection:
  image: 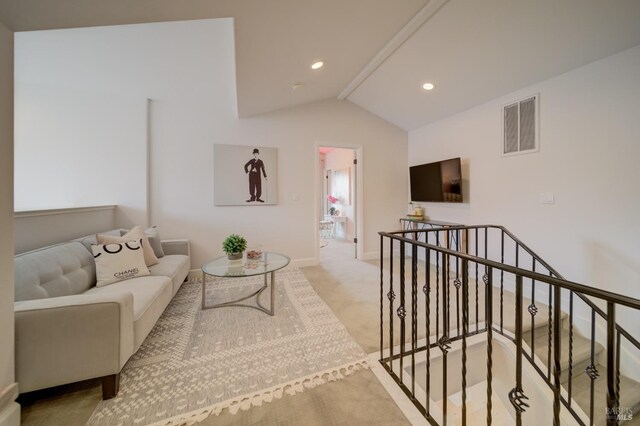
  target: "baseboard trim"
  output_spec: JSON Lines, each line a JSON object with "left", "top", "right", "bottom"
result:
{"left": 187, "top": 269, "right": 199, "bottom": 281}
{"left": 362, "top": 250, "right": 400, "bottom": 261}
{"left": 361, "top": 251, "right": 379, "bottom": 261}
{"left": 0, "top": 383, "right": 19, "bottom": 426}
{"left": 291, "top": 258, "right": 318, "bottom": 268}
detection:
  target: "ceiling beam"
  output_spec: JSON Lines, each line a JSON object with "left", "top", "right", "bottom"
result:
{"left": 337, "top": 0, "right": 449, "bottom": 100}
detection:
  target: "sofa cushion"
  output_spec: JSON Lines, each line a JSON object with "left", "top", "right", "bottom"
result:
{"left": 85, "top": 275, "right": 172, "bottom": 350}
{"left": 122, "top": 226, "right": 165, "bottom": 259}
{"left": 148, "top": 254, "right": 190, "bottom": 296}
{"left": 74, "top": 229, "right": 125, "bottom": 253}
{"left": 92, "top": 239, "right": 150, "bottom": 287}
{"left": 98, "top": 226, "right": 159, "bottom": 267}
{"left": 15, "top": 242, "right": 96, "bottom": 301}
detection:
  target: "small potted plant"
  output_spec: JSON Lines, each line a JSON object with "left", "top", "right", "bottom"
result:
{"left": 222, "top": 234, "right": 247, "bottom": 260}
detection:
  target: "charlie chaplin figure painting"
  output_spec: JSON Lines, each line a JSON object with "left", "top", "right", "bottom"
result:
{"left": 244, "top": 148, "right": 267, "bottom": 202}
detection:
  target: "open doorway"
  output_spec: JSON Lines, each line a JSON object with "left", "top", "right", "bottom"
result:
{"left": 318, "top": 147, "right": 358, "bottom": 261}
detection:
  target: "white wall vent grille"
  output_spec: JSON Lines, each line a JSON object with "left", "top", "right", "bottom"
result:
{"left": 502, "top": 94, "right": 539, "bottom": 156}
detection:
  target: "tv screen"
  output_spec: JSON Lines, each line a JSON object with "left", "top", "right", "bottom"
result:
{"left": 410, "top": 157, "right": 462, "bottom": 203}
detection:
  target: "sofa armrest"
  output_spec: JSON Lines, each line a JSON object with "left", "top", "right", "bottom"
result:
{"left": 14, "top": 292, "right": 135, "bottom": 393}
{"left": 161, "top": 239, "right": 190, "bottom": 257}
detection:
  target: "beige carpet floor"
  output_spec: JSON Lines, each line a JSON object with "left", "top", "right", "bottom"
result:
{"left": 19, "top": 239, "right": 412, "bottom": 426}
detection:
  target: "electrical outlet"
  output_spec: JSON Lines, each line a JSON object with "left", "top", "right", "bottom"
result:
{"left": 292, "top": 193, "right": 299, "bottom": 201}
{"left": 540, "top": 193, "right": 555, "bottom": 204}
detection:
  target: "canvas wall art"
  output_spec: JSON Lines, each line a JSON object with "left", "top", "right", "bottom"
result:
{"left": 214, "top": 144, "right": 278, "bottom": 206}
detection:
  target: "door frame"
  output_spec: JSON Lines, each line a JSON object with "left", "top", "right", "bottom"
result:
{"left": 314, "top": 142, "right": 364, "bottom": 263}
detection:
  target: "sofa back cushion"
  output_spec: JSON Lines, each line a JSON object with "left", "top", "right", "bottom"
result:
{"left": 14, "top": 242, "right": 96, "bottom": 301}
{"left": 73, "top": 229, "right": 125, "bottom": 253}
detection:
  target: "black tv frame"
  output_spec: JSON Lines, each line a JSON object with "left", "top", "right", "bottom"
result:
{"left": 409, "top": 157, "right": 463, "bottom": 203}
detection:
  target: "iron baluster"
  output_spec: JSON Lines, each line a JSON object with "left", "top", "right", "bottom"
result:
{"left": 425, "top": 248, "right": 431, "bottom": 418}
{"left": 462, "top": 258, "right": 469, "bottom": 426}
{"left": 500, "top": 230, "right": 505, "bottom": 334}
{"left": 529, "top": 258, "right": 537, "bottom": 361}
{"left": 465, "top": 228, "right": 469, "bottom": 254}
{"left": 548, "top": 276, "right": 553, "bottom": 379}
{"left": 486, "top": 266, "right": 493, "bottom": 426}
{"left": 606, "top": 302, "right": 618, "bottom": 426}
{"left": 455, "top": 277, "right": 461, "bottom": 337}
{"left": 588, "top": 309, "right": 598, "bottom": 425}
{"left": 552, "top": 285, "right": 561, "bottom": 426}
{"left": 446, "top": 230, "right": 451, "bottom": 339}
{"left": 509, "top": 275, "right": 529, "bottom": 425}
{"left": 441, "top": 251, "right": 449, "bottom": 426}
{"left": 456, "top": 229, "right": 461, "bottom": 337}
{"left": 399, "top": 241, "right": 405, "bottom": 385}
{"left": 485, "top": 228, "right": 489, "bottom": 334}
{"left": 616, "top": 329, "right": 621, "bottom": 417}
{"left": 436, "top": 232, "right": 440, "bottom": 338}
{"left": 411, "top": 244, "right": 418, "bottom": 397}
{"left": 475, "top": 228, "right": 479, "bottom": 333}
{"left": 484, "top": 227, "right": 488, "bottom": 262}
{"left": 568, "top": 290, "right": 574, "bottom": 407}
{"left": 379, "top": 235, "right": 384, "bottom": 362}
{"left": 388, "top": 238, "right": 394, "bottom": 375}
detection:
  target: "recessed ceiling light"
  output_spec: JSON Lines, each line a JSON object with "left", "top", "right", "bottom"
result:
{"left": 422, "top": 82, "right": 435, "bottom": 91}
{"left": 311, "top": 61, "right": 324, "bottom": 70}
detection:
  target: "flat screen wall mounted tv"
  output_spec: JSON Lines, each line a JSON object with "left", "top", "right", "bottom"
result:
{"left": 410, "top": 157, "right": 463, "bottom": 203}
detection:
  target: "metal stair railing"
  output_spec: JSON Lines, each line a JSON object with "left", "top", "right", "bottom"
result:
{"left": 379, "top": 225, "right": 640, "bottom": 426}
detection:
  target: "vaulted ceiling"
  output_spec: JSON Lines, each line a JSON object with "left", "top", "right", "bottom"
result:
{"left": 346, "top": 0, "right": 640, "bottom": 130}
{"left": 2, "top": 0, "right": 640, "bottom": 131}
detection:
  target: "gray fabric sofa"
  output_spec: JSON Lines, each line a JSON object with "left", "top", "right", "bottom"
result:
{"left": 14, "top": 229, "right": 190, "bottom": 399}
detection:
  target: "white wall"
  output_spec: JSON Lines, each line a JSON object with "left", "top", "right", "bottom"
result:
{"left": 161, "top": 98, "right": 406, "bottom": 267}
{"left": 14, "top": 19, "right": 408, "bottom": 268}
{"left": 409, "top": 45, "right": 640, "bottom": 338}
{"left": 0, "top": 19, "right": 20, "bottom": 426}
{"left": 324, "top": 148, "right": 356, "bottom": 240}
{"left": 15, "top": 29, "right": 153, "bottom": 227}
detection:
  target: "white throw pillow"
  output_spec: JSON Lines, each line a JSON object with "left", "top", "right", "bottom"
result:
{"left": 92, "top": 239, "right": 150, "bottom": 287}
{"left": 120, "top": 226, "right": 165, "bottom": 258}
{"left": 97, "top": 226, "right": 159, "bottom": 267}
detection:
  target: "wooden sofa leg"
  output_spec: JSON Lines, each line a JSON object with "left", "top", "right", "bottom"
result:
{"left": 102, "top": 373, "right": 120, "bottom": 399}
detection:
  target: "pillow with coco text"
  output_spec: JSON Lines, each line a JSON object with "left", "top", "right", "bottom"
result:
{"left": 92, "top": 239, "right": 150, "bottom": 287}
{"left": 97, "top": 226, "right": 158, "bottom": 267}
{"left": 120, "top": 226, "right": 165, "bottom": 259}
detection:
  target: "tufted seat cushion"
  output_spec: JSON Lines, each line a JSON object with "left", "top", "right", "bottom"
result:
{"left": 14, "top": 242, "right": 96, "bottom": 301}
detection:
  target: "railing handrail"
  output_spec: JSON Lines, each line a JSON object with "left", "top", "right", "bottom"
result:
{"left": 379, "top": 225, "right": 637, "bottom": 425}
{"left": 387, "top": 224, "right": 640, "bottom": 350}
{"left": 379, "top": 230, "right": 640, "bottom": 311}
{"left": 391, "top": 224, "right": 569, "bottom": 281}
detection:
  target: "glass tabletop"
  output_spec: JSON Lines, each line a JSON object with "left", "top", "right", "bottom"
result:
{"left": 202, "top": 252, "right": 291, "bottom": 278}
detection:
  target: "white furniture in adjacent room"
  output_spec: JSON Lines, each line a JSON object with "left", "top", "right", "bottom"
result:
{"left": 319, "top": 219, "right": 335, "bottom": 239}
{"left": 332, "top": 216, "right": 347, "bottom": 240}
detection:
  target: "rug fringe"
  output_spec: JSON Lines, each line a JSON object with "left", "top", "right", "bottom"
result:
{"left": 149, "top": 359, "right": 369, "bottom": 426}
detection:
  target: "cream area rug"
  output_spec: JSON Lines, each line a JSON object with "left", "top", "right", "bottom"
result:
{"left": 88, "top": 268, "right": 368, "bottom": 426}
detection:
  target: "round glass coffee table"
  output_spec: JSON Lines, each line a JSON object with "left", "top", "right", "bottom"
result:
{"left": 201, "top": 252, "right": 290, "bottom": 316}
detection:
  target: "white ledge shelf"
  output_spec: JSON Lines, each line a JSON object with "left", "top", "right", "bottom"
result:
{"left": 14, "top": 205, "right": 116, "bottom": 218}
